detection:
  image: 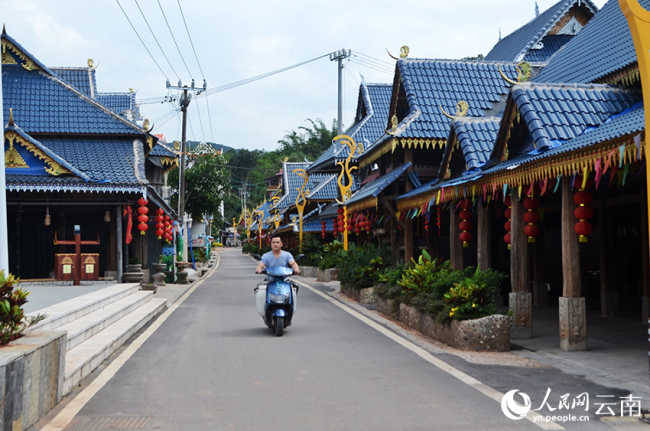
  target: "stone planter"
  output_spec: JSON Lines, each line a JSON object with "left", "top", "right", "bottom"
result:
{"left": 140, "top": 283, "right": 158, "bottom": 294}
{"left": 152, "top": 263, "right": 167, "bottom": 274}
{"left": 152, "top": 272, "right": 166, "bottom": 287}
{"left": 0, "top": 331, "right": 67, "bottom": 431}
{"left": 299, "top": 266, "right": 317, "bottom": 278}
{"left": 122, "top": 272, "right": 144, "bottom": 284}
{"left": 376, "top": 299, "right": 509, "bottom": 351}
{"left": 176, "top": 271, "right": 189, "bottom": 285}
{"left": 128, "top": 264, "right": 142, "bottom": 273}
{"left": 164, "top": 270, "right": 173, "bottom": 284}
{"left": 340, "top": 283, "right": 376, "bottom": 304}
{"left": 316, "top": 268, "right": 338, "bottom": 282}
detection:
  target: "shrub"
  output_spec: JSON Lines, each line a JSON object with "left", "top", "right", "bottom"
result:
{"left": 337, "top": 243, "right": 391, "bottom": 288}
{"left": 318, "top": 240, "right": 345, "bottom": 270}
{"left": 0, "top": 271, "right": 46, "bottom": 345}
{"left": 397, "top": 250, "right": 449, "bottom": 297}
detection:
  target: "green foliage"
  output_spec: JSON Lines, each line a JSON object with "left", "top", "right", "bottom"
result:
{"left": 337, "top": 244, "right": 391, "bottom": 289}
{"left": 397, "top": 250, "right": 449, "bottom": 296}
{"left": 318, "top": 240, "right": 345, "bottom": 270}
{"left": 0, "top": 271, "right": 46, "bottom": 345}
{"left": 168, "top": 146, "right": 230, "bottom": 228}
{"left": 461, "top": 54, "right": 485, "bottom": 61}
{"left": 192, "top": 248, "right": 209, "bottom": 263}
{"left": 296, "top": 233, "right": 326, "bottom": 266}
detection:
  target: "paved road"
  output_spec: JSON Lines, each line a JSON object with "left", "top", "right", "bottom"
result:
{"left": 52, "top": 250, "right": 614, "bottom": 430}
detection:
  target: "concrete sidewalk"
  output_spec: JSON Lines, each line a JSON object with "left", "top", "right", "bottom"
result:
{"left": 297, "top": 275, "right": 650, "bottom": 411}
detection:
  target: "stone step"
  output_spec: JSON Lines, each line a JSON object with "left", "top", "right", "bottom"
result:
{"left": 57, "top": 291, "right": 154, "bottom": 351}
{"left": 26, "top": 283, "right": 142, "bottom": 333}
{"left": 63, "top": 298, "right": 167, "bottom": 395}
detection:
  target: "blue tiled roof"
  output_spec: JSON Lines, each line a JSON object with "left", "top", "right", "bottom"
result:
{"left": 346, "top": 162, "right": 412, "bottom": 207}
{"left": 37, "top": 137, "right": 143, "bottom": 184}
{"left": 51, "top": 67, "right": 97, "bottom": 98}
{"left": 96, "top": 92, "right": 142, "bottom": 120}
{"left": 485, "top": 0, "right": 598, "bottom": 62}
{"left": 509, "top": 82, "right": 639, "bottom": 152}
{"left": 388, "top": 59, "right": 519, "bottom": 141}
{"left": 523, "top": 35, "right": 574, "bottom": 62}
{"left": 307, "top": 175, "right": 338, "bottom": 201}
{"left": 3, "top": 65, "right": 144, "bottom": 135}
{"left": 396, "top": 178, "right": 437, "bottom": 201}
{"left": 309, "top": 83, "right": 391, "bottom": 173}
{"left": 272, "top": 162, "right": 310, "bottom": 210}
{"left": 534, "top": 0, "right": 650, "bottom": 84}
{"left": 5, "top": 174, "right": 146, "bottom": 194}
{"left": 250, "top": 201, "right": 272, "bottom": 231}
{"left": 150, "top": 142, "right": 177, "bottom": 158}
{"left": 453, "top": 117, "right": 501, "bottom": 169}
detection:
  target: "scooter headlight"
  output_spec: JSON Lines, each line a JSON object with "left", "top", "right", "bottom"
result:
{"left": 269, "top": 293, "right": 290, "bottom": 304}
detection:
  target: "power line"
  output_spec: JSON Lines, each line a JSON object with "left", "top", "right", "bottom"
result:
{"left": 156, "top": 0, "right": 193, "bottom": 79}
{"left": 349, "top": 59, "right": 393, "bottom": 75}
{"left": 177, "top": 0, "right": 205, "bottom": 79}
{"left": 205, "top": 96, "right": 215, "bottom": 143}
{"left": 133, "top": 0, "right": 180, "bottom": 80}
{"left": 138, "top": 53, "right": 330, "bottom": 105}
{"left": 195, "top": 100, "right": 206, "bottom": 142}
{"left": 349, "top": 55, "right": 393, "bottom": 73}
{"left": 114, "top": 0, "right": 168, "bottom": 79}
{"left": 354, "top": 51, "right": 394, "bottom": 67}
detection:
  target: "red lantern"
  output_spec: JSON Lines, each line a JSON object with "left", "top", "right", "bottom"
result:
{"left": 425, "top": 219, "right": 429, "bottom": 232}
{"left": 459, "top": 199, "right": 473, "bottom": 248}
{"left": 156, "top": 228, "right": 164, "bottom": 238}
{"left": 137, "top": 198, "right": 149, "bottom": 235}
{"left": 504, "top": 195, "right": 512, "bottom": 250}
{"left": 574, "top": 187, "right": 593, "bottom": 243}
{"left": 523, "top": 196, "right": 540, "bottom": 243}
{"left": 437, "top": 206, "right": 441, "bottom": 235}
{"left": 337, "top": 208, "right": 344, "bottom": 215}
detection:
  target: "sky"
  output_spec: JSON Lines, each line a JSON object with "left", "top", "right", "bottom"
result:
{"left": 4, "top": 0, "right": 608, "bottom": 152}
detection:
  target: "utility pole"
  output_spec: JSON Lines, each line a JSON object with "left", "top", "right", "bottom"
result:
{"left": 166, "top": 79, "right": 206, "bottom": 263}
{"left": 0, "top": 59, "right": 8, "bottom": 273}
{"left": 329, "top": 49, "right": 351, "bottom": 135}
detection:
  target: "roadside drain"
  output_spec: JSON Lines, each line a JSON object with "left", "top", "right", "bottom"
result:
{"left": 64, "top": 417, "right": 152, "bottom": 429}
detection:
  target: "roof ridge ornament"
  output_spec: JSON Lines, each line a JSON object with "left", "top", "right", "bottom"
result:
{"left": 386, "top": 46, "right": 410, "bottom": 60}
{"left": 385, "top": 115, "right": 399, "bottom": 135}
{"left": 87, "top": 59, "right": 99, "bottom": 70}
{"left": 8, "top": 107, "right": 14, "bottom": 126}
{"left": 439, "top": 101, "right": 469, "bottom": 120}
{"left": 498, "top": 65, "right": 519, "bottom": 85}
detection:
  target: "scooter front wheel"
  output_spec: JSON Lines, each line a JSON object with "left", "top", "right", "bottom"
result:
{"left": 274, "top": 316, "right": 284, "bottom": 337}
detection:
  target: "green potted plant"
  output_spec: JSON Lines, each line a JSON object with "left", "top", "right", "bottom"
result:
{"left": 128, "top": 258, "right": 142, "bottom": 273}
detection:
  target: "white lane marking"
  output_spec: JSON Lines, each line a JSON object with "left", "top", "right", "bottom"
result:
{"left": 292, "top": 279, "right": 564, "bottom": 431}
{"left": 40, "top": 255, "right": 221, "bottom": 431}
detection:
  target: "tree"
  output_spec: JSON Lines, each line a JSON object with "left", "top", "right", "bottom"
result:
{"left": 462, "top": 54, "right": 485, "bottom": 61}
{"left": 168, "top": 145, "right": 230, "bottom": 228}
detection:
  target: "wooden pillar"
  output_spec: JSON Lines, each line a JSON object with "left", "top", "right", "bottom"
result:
{"left": 599, "top": 192, "right": 619, "bottom": 317}
{"left": 379, "top": 154, "right": 386, "bottom": 176}
{"left": 532, "top": 229, "right": 548, "bottom": 306}
{"left": 477, "top": 200, "right": 491, "bottom": 271}
{"left": 108, "top": 210, "right": 117, "bottom": 272}
{"left": 450, "top": 206, "right": 463, "bottom": 270}
{"left": 390, "top": 217, "right": 399, "bottom": 262}
{"left": 560, "top": 177, "right": 586, "bottom": 351}
{"left": 510, "top": 191, "right": 532, "bottom": 339}
{"left": 57, "top": 208, "right": 67, "bottom": 254}
{"left": 404, "top": 149, "right": 414, "bottom": 263}
{"left": 641, "top": 185, "right": 650, "bottom": 322}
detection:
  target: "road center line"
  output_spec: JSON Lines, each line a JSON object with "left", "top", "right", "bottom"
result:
{"left": 40, "top": 254, "right": 222, "bottom": 431}
{"left": 292, "top": 278, "right": 564, "bottom": 431}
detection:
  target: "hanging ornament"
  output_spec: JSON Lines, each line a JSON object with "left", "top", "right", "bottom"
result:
{"left": 137, "top": 198, "right": 149, "bottom": 235}
{"left": 459, "top": 199, "right": 473, "bottom": 248}
{"left": 504, "top": 195, "right": 512, "bottom": 250}
{"left": 155, "top": 208, "right": 165, "bottom": 239}
{"left": 425, "top": 219, "right": 429, "bottom": 232}
{"left": 573, "top": 178, "right": 593, "bottom": 243}
{"left": 523, "top": 194, "right": 540, "bottom": 243}
{"left": 123, "top": 206, "right": 133, "bottom": 244}
{"left": 437, "top": 206, "right": 441, "bottom": 235}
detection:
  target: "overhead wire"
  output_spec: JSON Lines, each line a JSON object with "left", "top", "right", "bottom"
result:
{"left": 349, "top": 56, "right": 393, "bottom": 73}
{"left": 133, "top": 0, "right": 180, "bottom": 80}
{"left": 350, "top": 53, "right": 394, "bottom": 72}
{"left": 194, "top": 100, "right": 206, "bottom": 142}
{"left": 114, "top": 0, "right": 169, "bottom": 79}
{"left": 354, "top": 51, "right": 394, "bottom": 67}
{"left": 349, "top": 59, "right": 393, "bottom": 75}
{"left": 156, "top": 0, "right": 193, "bottom": 78}
{"left": 137, "top": 53, "right": 330, "bottom": 105}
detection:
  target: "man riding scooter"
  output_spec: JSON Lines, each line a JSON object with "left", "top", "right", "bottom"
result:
{"left": 255, "top": 234, "right": 301, "bottom": 275}
{"left": 254, "top": 235, "right": 300, "bottom": 336}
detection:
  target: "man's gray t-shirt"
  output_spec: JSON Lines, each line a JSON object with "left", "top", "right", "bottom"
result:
{"left": 261, "top": 250, "right": 295, "bottom": 269}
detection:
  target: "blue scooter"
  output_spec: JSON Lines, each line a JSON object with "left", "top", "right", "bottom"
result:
{"left": 253, "top": 255, "right": 302, "bottom": 336}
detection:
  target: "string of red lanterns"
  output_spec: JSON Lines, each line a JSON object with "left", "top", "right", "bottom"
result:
{"left": 155, "top": 208, "right": 165, "bottom": 239}
{"left": 573, "top": 175, "right": 594, "bottom": 243}
{"left": 137, "top": 198, "right": 149, "bottom": 235}
{"left": 459, "top": 199, "right": 473, "bottom": 248}
{"left": 504, "top": 195, "right": 512, "bottom": 250}
{"left": 523, "top": 192, "right": 541, "bottom": 243}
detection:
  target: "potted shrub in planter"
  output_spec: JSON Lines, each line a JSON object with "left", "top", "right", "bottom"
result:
{"left": 0, "top": 271, "right": 46, "bottom": 344}
{"left": 128, "top": 258, "right": 142, "bottom": 273}
{"left": 152, "top": 257, "right": 167, "bottom": 275}
{"left": 175, "top": 262, "right": 190, "bottom": 285}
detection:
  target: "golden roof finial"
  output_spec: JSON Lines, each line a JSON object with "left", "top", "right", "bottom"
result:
{"left": 497, "top": 65, "right": 518, "bottom": 86}
{"left": 384, "top": 115, "right": 399, "bottom": 135}
{"left": 87, "top": 59, "right": 99, "bottom": 70}
{"left": 386, "top": 46, "right": 410, "bottom": 60}
{"left": 2, "top": 24, "right": 6, "bottom": 35}
{"left": 8, "top": 108, "right": 14, "bottom": 126}
{"left": 439, "top": 101, "right": 469, "bottom": 120}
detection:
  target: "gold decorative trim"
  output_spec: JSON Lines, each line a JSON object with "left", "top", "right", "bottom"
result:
{"left": 347, "top": 196, "right": 378, "bottom": 213}
{"left": 4, "top": 134, "right": 28, "bottom": 168}
{"left": 596, "top": 63, "right": 640, "bottom": 87}
{"left": 5, "top": 131, "right": 72, "bottom": 175}
{"left": 1, "top": 39, "right": 42, "bottom": 71}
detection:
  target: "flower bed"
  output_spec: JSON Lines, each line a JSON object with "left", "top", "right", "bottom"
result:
{"left": 376, "top": 298, "right": 509, "bottom": 351}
